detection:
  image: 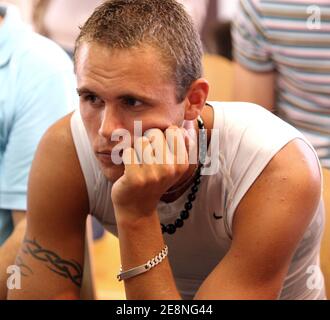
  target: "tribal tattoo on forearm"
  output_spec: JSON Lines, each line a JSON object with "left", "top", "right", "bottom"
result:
{"left": 22, "top": 237, "right": 83, "bottom": 288}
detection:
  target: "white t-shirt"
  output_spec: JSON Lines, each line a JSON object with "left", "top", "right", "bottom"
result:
{"left": 71, "top": 102, "right": 326, "bottom": 300}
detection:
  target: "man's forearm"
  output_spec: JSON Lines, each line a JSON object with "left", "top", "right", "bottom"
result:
{"left": 115, "top": 209, "right": 181, "bottom": 300}
{"left": 0, "top": 218, "right": 26, "bottom": 300}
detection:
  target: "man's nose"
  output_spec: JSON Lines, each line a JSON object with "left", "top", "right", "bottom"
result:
{"left": 98, "top": 106, "right": 124, "bottom": 140}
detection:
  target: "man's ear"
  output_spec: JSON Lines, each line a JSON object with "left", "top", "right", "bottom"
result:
{"left": 184, "top": 79, "right": 209, "bottom": 121}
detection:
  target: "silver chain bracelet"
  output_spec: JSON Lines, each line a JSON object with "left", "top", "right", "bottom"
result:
{"left": 117, "top": 245, "right": 168, "bottom": 281}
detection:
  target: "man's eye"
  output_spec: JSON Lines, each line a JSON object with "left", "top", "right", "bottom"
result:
{"left": 81, "top": 94, "right": 103, "bottom": 106}
{"left": 122, "top": 97, "right": 143, "bottom": 107}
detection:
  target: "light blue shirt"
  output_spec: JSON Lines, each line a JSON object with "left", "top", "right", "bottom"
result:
{"left": 0, "top": 5, "right": 78, "bottom": 245}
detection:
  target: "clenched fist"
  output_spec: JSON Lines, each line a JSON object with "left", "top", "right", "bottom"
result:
{"left": 111, "top": 125, "right": 195, "bottom": 220}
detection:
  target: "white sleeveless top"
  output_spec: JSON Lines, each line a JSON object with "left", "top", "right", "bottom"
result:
{"left": 71, "top": 102, "right": 326, "bottom": 300}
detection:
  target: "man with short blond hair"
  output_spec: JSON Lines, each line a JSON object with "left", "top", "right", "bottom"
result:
{"left": 8, "top": 0, "right": 325, "bottom": 300}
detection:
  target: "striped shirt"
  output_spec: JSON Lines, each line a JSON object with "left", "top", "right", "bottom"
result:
{"left": 232, "top": 0, "right": 330, "bottom": 168}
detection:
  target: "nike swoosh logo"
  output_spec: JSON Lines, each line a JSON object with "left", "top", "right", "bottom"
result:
{"left": 213, "top": 212, "right": 223, "bottom": 220}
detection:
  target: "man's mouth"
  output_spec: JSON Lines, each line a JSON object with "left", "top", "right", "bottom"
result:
{"left": 96, "top": 152, "right": 112, "bottom": 164}
{"left": 96, "top": 149, "right": 124, "bottom": 164}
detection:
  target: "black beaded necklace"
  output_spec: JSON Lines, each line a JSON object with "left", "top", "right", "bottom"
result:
{"left": 161, "top": 116, "right": 207, "bottom": 235}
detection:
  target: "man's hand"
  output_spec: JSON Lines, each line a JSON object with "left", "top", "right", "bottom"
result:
{"left": 110, "top": 125, "right": 191, "bottom": 300}
{"left": 111, "top": 126, "right": 191, "bottom": 219}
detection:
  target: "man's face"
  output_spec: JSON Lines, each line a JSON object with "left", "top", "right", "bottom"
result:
{"left": 75, "top": 42, "right": 186, "bottom": 183}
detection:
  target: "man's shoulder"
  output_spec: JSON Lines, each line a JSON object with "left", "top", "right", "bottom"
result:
{"left": 31, "top": 111, "right": 89, "bottom": 213}
{"left": 42, "top": 112, "right": 74, "bottom": 146}
{"left": 233, "top": 137, "right": 322, "bottom": 237}
{"left": 40, "top": 112, "right": 77, "bottom": 160}
{"left": 37, "top": 112, "right": 82, "bottom": 180}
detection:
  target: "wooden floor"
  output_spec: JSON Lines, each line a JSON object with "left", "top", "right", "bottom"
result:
{"left": 93, "top": 232, "right": 126, "bottom": 300}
